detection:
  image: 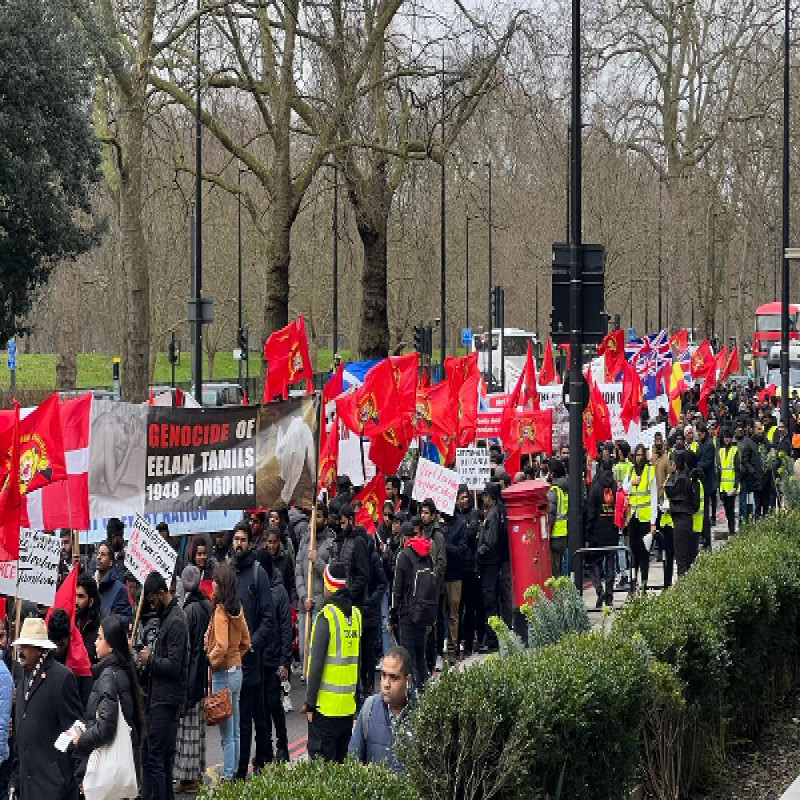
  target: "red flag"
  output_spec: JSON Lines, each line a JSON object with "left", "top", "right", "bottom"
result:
{"left": 582, "top": 380, "right": 612, "bottom": 459}
{"left": 319, "top": 364, "right": 344, "bottom": 466}
{"left": 714, "top": 346, "right": 728, "bottom": 378}
{"left": 757, "top": 384, "right": 777, "bottom": 404}
{"left": 369, "top": 421, "right": 413, "bottom": 477}
{"left": 456, "top": 372, "right": 480, "bottom": 446}
{"left": 148, "top": 386, "right": 154, "bottom": 405}
{"left": 620, "top": 361, "right": 644, "bottom": 432}
{"left": 175, "top": 386, "right": 184, "bottom": 407}
{"left": 389, "top": 353, "right": 419, "bottom": 416}
{"left": 669, "top": 328, "right": 689, "bottom": 353}
{"left": 23, "top": 395, "right": 91, "bottom": 531}
{"left": 690, "top": 339, "right": 716, "bottom": 381}
{"left": 507, "top": 408, "right": 553, "bottom": 456}
{"left": 0, "top": 403, "right": 21, "bottom": 561}
{"left": 45, "top": 564, "right": 91, "bottom": 678}
{"left": 597, "top": 329, "right": 625, "bottom": 381}
{"left": 353, "top": 474, "right": 387, "bottom": 534}
{"left": 444, "top": 351, "right": 479, "bottom": 395}
{"left": 317, "top": 413, "right": 339, "bottom": 497}
{"left": 262, "top": 316, "right": 314, "bottom": 401}
{"left": 414, "top": 381, "right": 455, "bottom": 440}
{"left": 16, "top": 393, "right": 67, "bottom": 495}
{"left": 720, "top": 346, "right": 739, "bottom": 383}
{"left": 501, "top": 341, "right": 539, "bottom": 444}
{"left": 538, "top": 338, "right": 556, "bottom": 385}
{"left": 667, "top": 362, "right": 687, "bottom": 426}
{"left": 336, "top": 359, "right": 402, "bottom": 437}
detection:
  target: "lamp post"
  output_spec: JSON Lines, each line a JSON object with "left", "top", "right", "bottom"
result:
{"left": 440, "top": 48, "right": 447, "bottom": 369}
{"left": 332, "top": 164, "right": 339, "bottom": 356}
{"left": 192, "top": 0, "right": 203, "bottom": 404}
{"left": 237, "top": 164, "right": 243, "bottom": 386}
{"left": 567, "top": 0, "right": 584, "bottom": 589}
{"left": 474, "top": 161, "right": 493, "bottom": 388}
{"left": 781, "top": 0, "right": 790, "bottom": 426}
{"left": 658, "top": 176, "right": 663, "bottom": 331}
{"left": 465, "top": 214, "right": 471, "bottom": 330}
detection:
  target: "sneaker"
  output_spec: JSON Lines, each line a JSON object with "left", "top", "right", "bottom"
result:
{"left": 435, "top": 656, "right": 444, "bottom": 671}
{"left": 282, "top": 693, "right": 293, "bottom": 712}
{"left": 595, "top": 593, "right": 603, "bottom": 609}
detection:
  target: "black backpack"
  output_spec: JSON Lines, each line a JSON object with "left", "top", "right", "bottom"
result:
{"left": 407, "top": 551, "right": 438, "bottom": 626}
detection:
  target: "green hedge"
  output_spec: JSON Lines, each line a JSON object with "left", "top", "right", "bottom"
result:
{"left": 199, "top": 759, "right": 418, "bottom": 800}
{"left": 614, "top": 511, "right": 800, "bottom": 797}
{"left": 398, "top": 631, "right": 652, "bottom": 800}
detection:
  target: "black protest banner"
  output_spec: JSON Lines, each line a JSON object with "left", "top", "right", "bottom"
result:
{"left": 146, "top": 406, "right": 257, "bottom": 513}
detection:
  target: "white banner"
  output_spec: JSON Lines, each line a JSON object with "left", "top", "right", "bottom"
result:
{"left": 456, "top": 447, "right": 491, "bottom": 491}
{"left": 127, "top": 513, "right": 178, "bottom": 585}
{"left": 0, "top": 530, "right": 62, "bottom": 606}
{"left": 337, "top": 421, "right": 376, "bottom": 487}
{"left": 412, "top": 458, "right": 460, "bottom": 515}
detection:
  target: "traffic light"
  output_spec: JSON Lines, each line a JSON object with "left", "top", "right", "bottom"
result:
{"left": 413, "top": 323, "right": 423, "bottom": 353}
{"left": 237, "top": 328, "right": 248, "bottom": 359}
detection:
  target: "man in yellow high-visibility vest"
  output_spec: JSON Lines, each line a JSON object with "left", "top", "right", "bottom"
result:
{"left": 623, "top": 444, "right": 658, "bottom": 591}
{"left": 304, "top": 562, "right": 362, "bottom": 762}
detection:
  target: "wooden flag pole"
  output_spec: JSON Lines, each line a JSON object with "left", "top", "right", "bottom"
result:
{"left": 130, "top": 590, "right": 146, "bottom": 641}
{"left": 302, "top": 505, "right": 317, "bottom": 680}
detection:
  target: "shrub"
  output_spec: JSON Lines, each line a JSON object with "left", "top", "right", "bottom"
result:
{"left": 520, "top": 576, "right": 591, "bottom": 649}
{"left": 614, "top": 512, "right": 800, "bottom": 798}
{"left": 398, "top": 631, "right": 651, "bottom": 800}
{"left": 199, "top": 759, "right": 417, "bottom": 800}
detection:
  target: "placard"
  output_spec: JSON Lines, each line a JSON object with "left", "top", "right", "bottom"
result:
{"left": 127, "top": 513, "right": 178, "bottom": 585}
{"left": 412, "top": 458, "right": 460, "bottom": 515}
{"left": 2, "top": 529, "right": 62, "bottom": 606}
{"left": 456, "top": 447, "right": 491, "bottom": 490}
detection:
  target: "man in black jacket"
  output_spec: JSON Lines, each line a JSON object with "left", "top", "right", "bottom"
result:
{"left": 476, "top": 482, "right": 504, "bottom": 651}
{"left": 258, "top": 550, "right": 292, "bottom": 764}
{"left": 695, "top": 423, "right": 716, "bottom": 550}
{"left": 443, "top": 497, "right": 469, "bottom": 664}
{"left": 455, "top": 486, "right": 484, "bottom": 658}
{"left": 140, "top": 571, "right": 189, "bottom": 800}
{"left": 75, "top": 573, "right": 101, "bottom": 665}
{"left": 357, "top": 527, "right": 387, "bottom": 695}
{"left": 231, "top": 521, "right": 276, "bottom": 778}
{"left": 330, "top": 505, "right": 370, "bottom": 609}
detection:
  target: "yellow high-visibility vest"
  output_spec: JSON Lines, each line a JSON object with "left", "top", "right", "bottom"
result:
{"left": 551, "top": 486, "right": 568, "bottom": 538}
{"left": 311, "top": 602, "right": 362, "bottom": 717}
{"left": 692, "top": 482, "right": 705, "bottom": 533}
{"left": 629, "top": 465, "right": 654, "bottom": 523}
{"left": 719, "top": 446, "right": 739, "bottom": 494}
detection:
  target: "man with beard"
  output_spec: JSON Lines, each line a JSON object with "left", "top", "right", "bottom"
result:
{"left": 75, "top": 573, "right": 101, "bottom": 664}
{"left": 231, "top": 521, "right": 276, "bottom": 779}
{"left": 10, "top": 617, "right": 84, "bottom": 800}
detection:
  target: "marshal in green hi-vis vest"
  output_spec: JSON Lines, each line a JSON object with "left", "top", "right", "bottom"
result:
{"left": 551, "top": 486, "right": 568, "bottom": 538}
{"left": 692, "top": 481, "right": 705, "bottom": 533}
{"left": 310, "top": 602, "right": 362, "bottom": 717}
{"left": 719, "top": 446, "right": 739, "bottom": 494}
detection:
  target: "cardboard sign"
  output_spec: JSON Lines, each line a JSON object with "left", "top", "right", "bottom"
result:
{"left": 412, "top": 458, "right": 460, "bottom": 515}
{"left": 476, "top": 410, "right": 503, "bottom": 439}
{"left": 127, "top": 513, "right": 178, "bottom": 585}
{"left": 0, "top": 530, "right": 62, "bottom": 606}
{"left": 456, "top": 447, "right": 491, "bottom": 490}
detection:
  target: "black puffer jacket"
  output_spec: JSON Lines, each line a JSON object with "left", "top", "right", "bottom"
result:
{"left": 183, "top": 588, "right": 212, "bottom": 707}
{"left": 264, "top": 568, "right": 293, "bottom": 671}
{"left": 360, "top": 534, "right": 387, "bottom": 630}
{"left": 148, "top": 597, "right": 189, "bottom": 709}
{"left": 330, "top": 531, "right": 370, "bottom": 608}
{"left": 585, "top": 469, "right": 618, "bottom": 548}
{"left": 664, "top": 471, "right": 696, "bottom": 515}
{"left": 77, "top": 652, "right": 141, "bottom": 760}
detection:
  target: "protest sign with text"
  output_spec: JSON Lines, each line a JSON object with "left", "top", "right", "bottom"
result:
{"left": 412, "top": 458, "right": 460, "bottom": 515}
{"left": 456, "top": 447, "right": 491, "bottom": 490}
{"left": 0, "top": 530, "right": 62, "bottom": 606}
{"left": 127, "top": 513, "right": 178, "bottom": 584}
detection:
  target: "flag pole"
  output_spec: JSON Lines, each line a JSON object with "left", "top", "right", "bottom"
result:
{"left": 131, "top": 590, "right": 146, "bottom": 641}
{"left": 302, "top": 504, "right": 317, "bottom": 680}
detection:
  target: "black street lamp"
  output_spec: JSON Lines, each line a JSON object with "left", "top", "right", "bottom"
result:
{"left": 473, "top": 161, "right": 493, "bottom": 388}
{"left": 332, "top": 165, "right": 339, "bottom": 356}
{"left": 465, "top": 214, "right": 471, "bottom": 331}
{"left": 193, "top": 0, "right": 203, "bottom": 404}
{"left": 781, "top": 0, "right": 790, "bottom": 425}
{"left": 237, "top": 164, "right": 243, "bottom": 386}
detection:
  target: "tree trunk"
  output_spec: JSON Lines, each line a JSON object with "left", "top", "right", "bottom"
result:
{"left": 117, "top": 111, "right": 149, "bottom": 403}
{"left": 357, "top": 218, "right": 390, "bottom": 358}
{"left": 206, "top": 350, "right": 215, "bottom": 380}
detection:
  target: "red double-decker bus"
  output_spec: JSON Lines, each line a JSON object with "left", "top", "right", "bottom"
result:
{"left": 753, "top": 302, "right": 800, "bottom": 379}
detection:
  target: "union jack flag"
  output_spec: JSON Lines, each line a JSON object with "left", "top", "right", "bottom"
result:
{"left": 625, "top": 330, "right": 671, "bottom": 400}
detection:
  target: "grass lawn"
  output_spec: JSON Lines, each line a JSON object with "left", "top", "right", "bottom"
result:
{"left": 0, "top": 346, "right": 467, "bottom": 389}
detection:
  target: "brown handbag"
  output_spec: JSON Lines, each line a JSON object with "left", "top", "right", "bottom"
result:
{"left": 204, "top": 682, "right": 232, "bottom": 726}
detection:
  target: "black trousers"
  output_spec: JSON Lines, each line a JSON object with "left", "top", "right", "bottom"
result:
{"left": 141, "top": 702, "right": 179, "bottom": 800}
{"left": 399, "top": 617, "right": 428, "bottom": 689}
{"left": 722, "top": 492, "right": 737, "bottom": 535}
{"left": 459, "top": 569, "right": 484, "bottom": 654}
{"left": 628, "top": 517, "right": 650, "bottom": 584}
{"left": 479, "top": 563, "right": 500, "bottom": 648}
{"left": 661, "top": 525, "right": 674, "bottom": 588}
{"left": 673, "top": 513, "right": 697, "bottom": 577}
{"left": 359, "top": 626, "right": 379, "bottom": 695}
{"left": 237, "top": 679, "right": 269, "bottom": 777}
{"left": 262, "top": 668, "right": 289, "bottom": 760}
{"left": 307, "top": 712, "right": 352, "bottom": 763}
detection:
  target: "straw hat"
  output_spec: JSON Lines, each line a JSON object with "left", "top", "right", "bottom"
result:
{"left": 13, "top": 617, "right": 56, "bottom": 649}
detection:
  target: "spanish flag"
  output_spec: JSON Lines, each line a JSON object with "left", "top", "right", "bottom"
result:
{"left": 667, "top": 361, "right": 687, "bottom": 426}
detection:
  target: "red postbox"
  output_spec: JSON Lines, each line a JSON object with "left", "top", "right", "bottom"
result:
{"left": 503, "top": 480, "right": 552, "bottom": 606}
